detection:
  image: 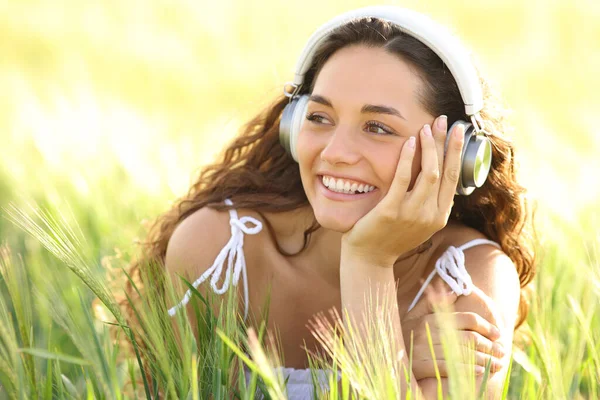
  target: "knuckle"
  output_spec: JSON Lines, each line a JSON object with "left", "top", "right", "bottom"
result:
{"left": 464, "top": 331, "right": 480, "bottom": 347}
{"left": 395, "top": 171, "right": 412, "bottom": 185}
{"left": 433, "top": 216, "right": 448, "bottom": 230}
{"left": 419, "top": 213, "right": 435, "bottom": 228}
{"left": 463, "top": 312, "right": 478, "bottom": 327}
{"left": 397, "top": 176, "right": 411, "bottom": 187}
{"left": 425, "top": 169, "right": 440, "bottom": 184}
{"left": 380, "top": 209, "right": 399, "bottom": 222}
{"left": 400, "top": 211, "right": 417, "bottom": 224}
{"left": 445, "top": 167, "right": 461, "bottom": 183}
{"left": 453, "top": 136, "right": 465, "bottom": 150}
{"left": 435, "top": 127, "right": 447, "bottom": 141}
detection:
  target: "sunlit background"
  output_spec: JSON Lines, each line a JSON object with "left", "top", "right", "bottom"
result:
{"left": 2, "top": 0, "right": 598, "bottom": 230}
{"left": 0, "top": 0, "right": 599, "bottom": 397}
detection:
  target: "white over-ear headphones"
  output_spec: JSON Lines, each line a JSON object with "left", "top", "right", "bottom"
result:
{"left": 279, "top": 6, "right": 493, "bottom": 196}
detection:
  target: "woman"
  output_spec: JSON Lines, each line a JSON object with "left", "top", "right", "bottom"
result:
{"left": 131, "top": 6, "right": 536, "bottom": 399}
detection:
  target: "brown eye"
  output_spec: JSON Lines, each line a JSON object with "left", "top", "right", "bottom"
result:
{"left": 365, "top": 121, "right": 395, "bottom": 136}
{"left": 306, "top": 113, "right": 331, "bottom": 125}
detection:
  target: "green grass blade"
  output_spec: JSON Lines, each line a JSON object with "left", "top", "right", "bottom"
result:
{"left": 17, "top": 348, "right": 91, "bottom": 366}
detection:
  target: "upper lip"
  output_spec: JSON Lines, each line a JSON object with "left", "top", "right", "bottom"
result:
{"left": 317, "top": 172, "right": 376, "bottom": 188}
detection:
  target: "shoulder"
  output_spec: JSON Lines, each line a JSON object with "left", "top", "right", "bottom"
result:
{"left": 166, "top": 207, "right": 227, "bottom": 281}
{"left": 165, "top": 205, "right": 267, "bottom": 288}
{"left": 438, "top": 221, "right": 521, "bottom": 329}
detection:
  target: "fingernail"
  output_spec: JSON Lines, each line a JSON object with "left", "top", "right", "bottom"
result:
{"left": 492, "top": 326, "right": 501, "bottom": 338}
{"left": 493, "top": 357, "right": 506, "bottom": 371}
{"left": 493, "top": 343, "right": 505, "bottom": 357}
{"left": 475, "top": 366, "right": 485, "bottom": 375}
{"left": 436, "top": 115, "right": 447, "bottom": 131}
{"left": 454, "top": 123, "right": 465, "bottom": 138}
{"left": 407, "top": 136, "right": 416, "bottom": 148}
{"left": 423, "top": 124, "right": 432, "bottom": 137}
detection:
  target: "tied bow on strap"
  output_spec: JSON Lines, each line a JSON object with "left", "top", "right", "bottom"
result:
{"left": 434, "top": 245, "right": 474, "bottom": 296}
{"left": 167, "top": 199, "right": 263, "bottom": 320}
{"left": 406, "top": 238, "right": 501, "bottom": 313}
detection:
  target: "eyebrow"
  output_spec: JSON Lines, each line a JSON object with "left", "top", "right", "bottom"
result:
{"left": 308, "top": 94, "right": 407, "bottom": 121}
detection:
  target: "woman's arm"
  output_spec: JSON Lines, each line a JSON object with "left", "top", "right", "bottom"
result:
{"left": 337, "top": 117, "right": 468, "bottom": 398}
{"left": 416, "top": 245, "right": 521, "bottom": 398}
{"left": 340, "top": 242, "right": 520, "bottom": 399}
{"left": 340, "top": 243, "right": 424, "bottom": 397}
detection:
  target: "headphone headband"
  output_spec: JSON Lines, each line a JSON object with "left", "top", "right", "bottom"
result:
{"left": 291, "top": 6, "right": 483, "bottom": 116}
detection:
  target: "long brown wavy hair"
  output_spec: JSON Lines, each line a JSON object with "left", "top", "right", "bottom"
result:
{"left": 117, "top": 16, "right": 536, "bottom": 351}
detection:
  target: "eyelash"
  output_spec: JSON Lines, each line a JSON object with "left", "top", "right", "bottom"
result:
{"left": 305, "top": 113, "right": 395, "bottom": 136}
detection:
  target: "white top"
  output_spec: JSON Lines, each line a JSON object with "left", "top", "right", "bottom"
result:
{"left": 167, "top": 199, "right": 501, "bottom": 399}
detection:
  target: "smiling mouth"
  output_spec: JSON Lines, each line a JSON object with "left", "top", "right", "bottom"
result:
{"left": 319, "top": 175, "right": 377, "bottom": 195}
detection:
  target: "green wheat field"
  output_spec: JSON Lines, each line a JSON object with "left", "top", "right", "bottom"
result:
{"left": 0, "top": 0, "right": 599, "bottom": 398}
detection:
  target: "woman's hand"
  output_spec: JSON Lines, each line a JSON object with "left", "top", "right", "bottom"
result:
{"left": 341, "top": 116, "right": 465, "bottom": 266}
{"left": 402, "top": 282, "right": 507, "bottom": 380}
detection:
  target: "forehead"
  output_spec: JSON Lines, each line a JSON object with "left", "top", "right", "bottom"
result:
{"left": 311, "top": 45, "right": 425, "bottom": 117}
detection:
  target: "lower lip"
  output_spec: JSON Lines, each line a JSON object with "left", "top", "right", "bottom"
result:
{"left": 317, "top": 176, "right": 377, "bottom": 201}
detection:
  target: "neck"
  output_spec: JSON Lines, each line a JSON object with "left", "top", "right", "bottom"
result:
{"left": 265, "top": 208, "right": 441, "bottom": 297}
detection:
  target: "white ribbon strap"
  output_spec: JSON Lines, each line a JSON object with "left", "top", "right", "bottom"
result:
{"left": 407, "top": 238, "right": 500, "bottom": 312}
{"left": 167, "top": 199, "right": 263, "bottom": 320}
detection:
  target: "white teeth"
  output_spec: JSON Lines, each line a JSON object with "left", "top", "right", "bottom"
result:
{"left": 321, "top": 175, "right": 376, "bottom": 194}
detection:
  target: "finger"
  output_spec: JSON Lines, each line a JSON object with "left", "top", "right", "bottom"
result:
{"left": 404, "top": 276, "right": 459, "bottom": 320}
{"left": 451, "top": 312, "right": 501, "bottom": 341}
{"left": 383, "top": 136, "right": 416, "bottom": 205}
{"left": 412, "top": 328, "right": 500, "bottom": 357}
{"left": 404, "top": 277, "right": 442, "bottom": 318}
{"left": 424, "top": 284, "right": 458, "bottom": 312}
{"left": 457, "top": 330, "right": 504, "bottom": 356}
{"left": 407, "top": 124, "right": 440, "bottom": 204}
{"left": 407, "top": 318, "right": 494, "bottom": 350}
{"left": 428, "top": 275, "right": 460, "bottom": 309}
{"left": 432, "top": 115, "right": 448, "bottom": 179}
{"left": 412, "top": 344, "right": 505, "bottom": 372}
{"left": 438, "top": 122, "right": 465, "bottom": 209}
{"left": 405, "top": 313, "right": 450, "bottom": 345}
{"left": 408, "top": 326, "right": 493, "bottom": 354}
{"left": 408, "top": 312, "right": 501, "bottom": 347}
{"left": 411, "top": 358, "right": 490, "bottom": 380}
{"left": 470, "top": 286, "right": 505, "bottom": 331}
{"left": 439, "top": 291, "right": 458, "bottom": 309}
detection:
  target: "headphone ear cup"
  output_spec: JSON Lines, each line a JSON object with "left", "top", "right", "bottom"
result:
{"left": 279, "top": 95, "right": 310, "bottom": 162}
{"left": 446, "top": 120, "right": 493, "bottom": 196}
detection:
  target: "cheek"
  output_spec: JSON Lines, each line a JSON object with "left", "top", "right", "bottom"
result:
{"left": 296, "top": 131, "right": 318, "bottom": 191}
{"left": 296, "top": 127, "right": 316, "bottom": 162}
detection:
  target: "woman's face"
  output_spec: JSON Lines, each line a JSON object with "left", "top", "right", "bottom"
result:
{"left": 297, "top": 45, "right": 436, "bottom": 232}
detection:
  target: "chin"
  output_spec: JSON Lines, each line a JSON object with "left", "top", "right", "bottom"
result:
{"left": 312, "top": 205, "right": 363, "bottom": 233}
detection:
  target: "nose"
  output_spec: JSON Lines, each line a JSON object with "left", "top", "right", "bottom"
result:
{"left": 320, "top": 126, "right": 361, "bottom": 166}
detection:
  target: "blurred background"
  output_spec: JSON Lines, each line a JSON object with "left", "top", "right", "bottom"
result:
{"left": 2, "top": 0, "right": 599, "bottom": 241}
{"left": 0, "top": 0, "right": 599, "bottom": 396}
